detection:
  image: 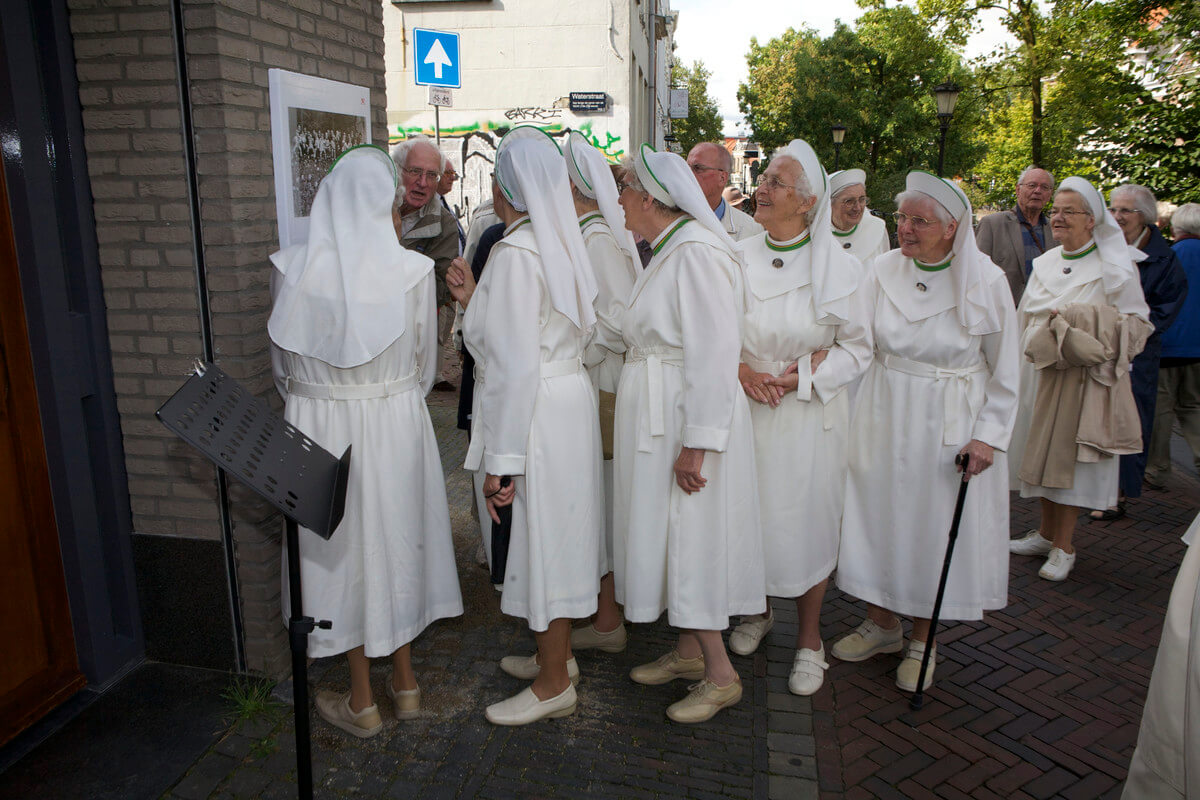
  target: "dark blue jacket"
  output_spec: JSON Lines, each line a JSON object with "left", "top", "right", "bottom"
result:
{"left": 1162, "top": 237, "right": 1199, "bottom": 359}
{"left": 1133, "top": 224, "right": 1188, "bottom": 366}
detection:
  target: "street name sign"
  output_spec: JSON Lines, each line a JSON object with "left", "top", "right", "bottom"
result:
{"left": 413, "top": 28, "right": 460, "bottom": 88}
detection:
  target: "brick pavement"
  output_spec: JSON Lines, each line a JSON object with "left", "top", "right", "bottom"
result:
{"left": 163, "top": 392, "right": 1197, "bottom": 799}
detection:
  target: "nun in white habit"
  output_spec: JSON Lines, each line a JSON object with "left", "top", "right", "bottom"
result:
{"left": 269, "top": 144, "right": 463, "bottom": 739}
{"left": 726, "top": 140, "right": 872, "bottom": 697}
{"left": 1007, "top": 177, "right": 1151, "bottom": 582}
{"left": 835, "top": 171, "right": 1020, "bottom": 692}
{"left": 451, "top": 127, "right": 604, "bottom": 726}
{"left": 829, "top": 168, "right": 891, "bottom": 268}
{"left": 613, "top": 144, "right": 765, "bottom": 724}
{"left": 564, "top": 131, "right": 640, "bottom": 655}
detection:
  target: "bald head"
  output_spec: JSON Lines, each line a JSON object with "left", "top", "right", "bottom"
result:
{"left": 687, "top": 142, "right": 733, "bottom": 209}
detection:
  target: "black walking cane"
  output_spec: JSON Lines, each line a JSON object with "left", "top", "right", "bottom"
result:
{"left": 909, "top": 452, "right": 970, "bottom": 711}
{"left": 490, "top": 475, "right": 513, "bottom": 585}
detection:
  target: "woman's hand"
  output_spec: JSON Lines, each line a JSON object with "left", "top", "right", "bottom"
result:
{"left": 810, "top": 349, "right": 829, "bottom": 373}
{"left": 739, "top": 363, "right": 783, "bottom": 407}
{"left": 482, "top": 473, "right": 515, "bottom": 523}
{"left": 673, "top": 446, "right": 707, "bottom": 494}
{"left": 446, "top": 257, "right": 476, "bottom": 307}
{"left": 957, "top": 439, "right": 994, "bottom": 480}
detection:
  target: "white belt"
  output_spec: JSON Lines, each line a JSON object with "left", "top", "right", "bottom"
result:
{"left": 473, "top": 357, "right": 583, "bottom": 385}
{"left": 285, "top": 370, "right": 418, "bottom": 400}
{"left": 625, "top": 345, "right": 685, "bottom": 451}
{"left": 878, "top": 352, "right": 985, "bottom": 445}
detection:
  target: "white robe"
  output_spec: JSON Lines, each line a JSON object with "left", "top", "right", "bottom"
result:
{"left": 274, "top": 270, "right": 463, "bottom": 658}
{"left": 463, "top": 220, "right": 603, "bottom": 632}
{"left": 838, "top": 250, "right": 1020, "bottom": 620}
{"left": 1123, "top": 514, "right": 1200, "bottom": 800}
{"left": 613, "top": 219, "right": 765, "bottom": 630}
{"left": 580, "top": 213, "right": 638, "bottom": 574}
{"left": 1009, "top": 246, "right": 1151, "bottom": 509}
{"left": 740, "top": 232, "right": 873, "bottom": 597}
{"left": 832, "top": 213, "right": 890, "bottom": 268}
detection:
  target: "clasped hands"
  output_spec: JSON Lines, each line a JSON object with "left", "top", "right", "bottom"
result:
{"left": 739, "top": 350, "right": 828, "bottom": 407}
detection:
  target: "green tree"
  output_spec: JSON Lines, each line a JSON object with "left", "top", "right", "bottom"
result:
{"left": 737, "top": 6, "right": 979, "bottom": 212}
{"left": 670, "top": 60, "right": 723, "bottom": 153}
{"left": 915, "top": 0, "right": 1143, "bottom": 170}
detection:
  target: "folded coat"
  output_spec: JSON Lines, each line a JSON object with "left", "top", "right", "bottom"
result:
{"left": 1018, "top": 302, "right": 1152, "bottom": 489}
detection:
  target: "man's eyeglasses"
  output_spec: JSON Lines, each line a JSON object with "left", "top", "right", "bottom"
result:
{"left": 1019, "top": 182, "right": 1052, "bottom": 192}
{"left": 689, "top": 163, "right": 727, "bottom": 175}
{"left": 401, "top": 166, "right": 440, "bottom": 183}
{"left": 892, "top": 212, "right": 938, "bottom": 230}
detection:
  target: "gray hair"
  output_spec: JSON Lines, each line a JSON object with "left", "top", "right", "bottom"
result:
{"left": 894, "top": 190, "right": 954, "bottom": 227}
{"left": 771, "top": 154, "right": 819, "bottom": 228}
{"left": 1111, "top": 184, "right": 1157, "bottom": 225}
{"left": 618, "top": 156, "right": 680, "bottom": 213}
{"left": 1017, "top": 165, "right": 1055, "bottom": 188}
{"left": 1173, "top": 202, "right": 1200, "bottom": 236}
{"left": 389, "top": 136, "right": 444, "bottom": 206}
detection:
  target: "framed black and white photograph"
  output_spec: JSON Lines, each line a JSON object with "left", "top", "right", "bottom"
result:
{"left": 269, "top": 69, "right": 371, "bottom": 249}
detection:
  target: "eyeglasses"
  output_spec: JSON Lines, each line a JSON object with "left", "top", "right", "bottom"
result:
{"left": 615, "top": 180, "right": 635, "bottom": 194}
{"left": 1108, "top": 206, "right": 1140, "bottom": 217}
{"left": 689, "top": 163, "right": 727, "bottom": 175}
{"left": 401, "top": 166, "right": 440, "bottom": 183}
{"left": 838, "top": 195, "right": 869, "bottom": 208}
{"left": 1049, "top": 208, "right": 1091, "bottom": 218}
{"left": 1019, "top": 182, "right": 1052, "bottom": 192}
{"left": 892, "top": 212, "right": 938, "bottom": 230}
{"left": 758, "top": 176, "right": 798, "bottom": 193}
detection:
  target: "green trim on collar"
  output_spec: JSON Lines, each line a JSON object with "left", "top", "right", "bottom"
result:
{"left": 1062, "top": 242, "right": 1098, "bottom": 260}
{"left": 914, "top": 257, "right": 952, "bottom": 272}
{"left": 579, "top": 213, "right": 604, "bottom": 228}
{"left": 766, "top": 231, "right": 811, "bottom": 252}
{"left": 652, "top": 217, "right": 692, "bottom": 255}
{"left": 832, "top": 223, "right": 858, "bottom": 237}
{"left": 505, "top": 217, "right": 531, "bottom": 237}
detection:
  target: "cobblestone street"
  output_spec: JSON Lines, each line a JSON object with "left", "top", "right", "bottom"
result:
{"left": 164, "top": 393, "right": 1199, "bottom": 800}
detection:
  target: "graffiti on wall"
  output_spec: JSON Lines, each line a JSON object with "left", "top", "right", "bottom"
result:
{"left": 504, "top": 106, "right": 562, "bottom": 121}
{"left": 390, "top": 120, "right": 626, "bottom": 228}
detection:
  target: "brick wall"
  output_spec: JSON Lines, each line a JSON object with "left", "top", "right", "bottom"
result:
{"left": 68, "top": 0, "right": 387, "bottom": 677}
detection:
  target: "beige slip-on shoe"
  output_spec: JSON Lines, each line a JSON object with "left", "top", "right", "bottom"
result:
{"left": 485, "top": 684, "right": 577, "bottom": 726}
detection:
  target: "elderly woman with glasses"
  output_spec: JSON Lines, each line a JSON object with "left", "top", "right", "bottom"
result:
{"left": 722, "top": 140, "right": 872, "bottom": 697}
{"left": 829, "top": 169, "right": 890, "bottom": 268}
{"left": 612, "top": 144, "right": 765, "bottom": 723}
{"left": 1008, "top": 178, "right": 1152, "bottom": 581}
{"left": 835, "top": 171, "right": 1020, "bottom": 692}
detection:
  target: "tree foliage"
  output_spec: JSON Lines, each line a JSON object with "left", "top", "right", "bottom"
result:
{"left": 670, "top": 60, "right": 724, "bottom": 154}
{"left": 737, "top": 5, "right": 980, "bottom": 213}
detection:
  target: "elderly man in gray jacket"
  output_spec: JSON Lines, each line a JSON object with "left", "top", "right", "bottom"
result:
{"left": 975, "top": 166, "right": 1057, "bottom": 304}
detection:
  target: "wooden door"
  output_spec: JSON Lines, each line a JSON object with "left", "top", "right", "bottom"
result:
{"left": 0, "top": 161, "right": 86, "bottom": 746}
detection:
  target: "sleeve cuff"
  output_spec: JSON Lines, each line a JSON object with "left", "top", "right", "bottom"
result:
{"left": 971, "top": 421, "right": 1011, "bottom": 452}
{"left": 793, "top": 356, "right": 813, "bottom": 402}
{"left": 483, "top": 452, "right": 526, "bottom": 476}
{"left": 682, "top": 425, "right": 730, "bottom": 453}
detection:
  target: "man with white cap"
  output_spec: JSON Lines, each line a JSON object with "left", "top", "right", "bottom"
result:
{"left": 450, "top": 127, "right": 604, "bottom": 726}
{"left": 829, "top": 168, "right": 890, "bottom": 267}
{"left": 613, "top": 143, "right": 765, "bottom": 723}
{"left": 835, "top": 171, "right": 1020, "bottom": 692}
{"left": 687, "top": 141, "right": 763, "bottom": 241}
{"left": 563, "top": 131, "right": 641, "bottom": 657}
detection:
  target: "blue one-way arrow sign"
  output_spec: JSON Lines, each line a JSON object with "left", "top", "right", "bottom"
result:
{"left": 413, "top": 28, "right": 460, "bottom": 88}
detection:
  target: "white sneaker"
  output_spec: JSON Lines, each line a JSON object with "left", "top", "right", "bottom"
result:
{"left": 788, "top": 644, "right": 828, "bottom": 696}
{"left": 831, "top": 618, "right": 904, "bottom": 662}
{"left": 1039, "top": 547, "right": 1076, "bottom": 581}
{"left": 728, "top": 611, "right": 774, "bottom": 656}
{"left": 1009, "top": 529, "right": 1054, "bottom": 556}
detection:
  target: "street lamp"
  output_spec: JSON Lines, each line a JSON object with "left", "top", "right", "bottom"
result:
{"left": 933, "top": 82, "right": 960, "bottom": 178}
{"left": 831, "top": 123, "right": 847, "bottom": 172}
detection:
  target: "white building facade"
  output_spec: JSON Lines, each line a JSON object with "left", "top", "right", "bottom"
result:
{"left": 383, "top": 0, "right": 675, "bottom": 220}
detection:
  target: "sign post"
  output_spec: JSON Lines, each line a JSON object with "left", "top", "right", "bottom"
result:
{"left": 413, "top": 28, "right": 460, "bottom": 148}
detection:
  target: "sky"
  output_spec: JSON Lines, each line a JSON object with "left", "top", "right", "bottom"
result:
{"left": 669, "top": 0, "right": 1010, "bottom": 135}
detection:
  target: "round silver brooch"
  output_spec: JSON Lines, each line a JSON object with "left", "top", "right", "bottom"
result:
{"left": 771, "top": 258, "right": 784, "bottom": 269}
{"left": 1063, "top": 266, "right": 1072, "bottom": 274}
{"left": 916, "top": 282, "right": 928, "bottom": 292}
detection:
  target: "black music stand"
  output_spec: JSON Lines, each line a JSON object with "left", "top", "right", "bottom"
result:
{"left": 157, "top": 362, "right": 350, "bottom": 800}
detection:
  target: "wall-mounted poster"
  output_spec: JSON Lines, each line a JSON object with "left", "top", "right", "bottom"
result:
{"left": 268, "top": 69, "right": 371, "bottom": 249}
